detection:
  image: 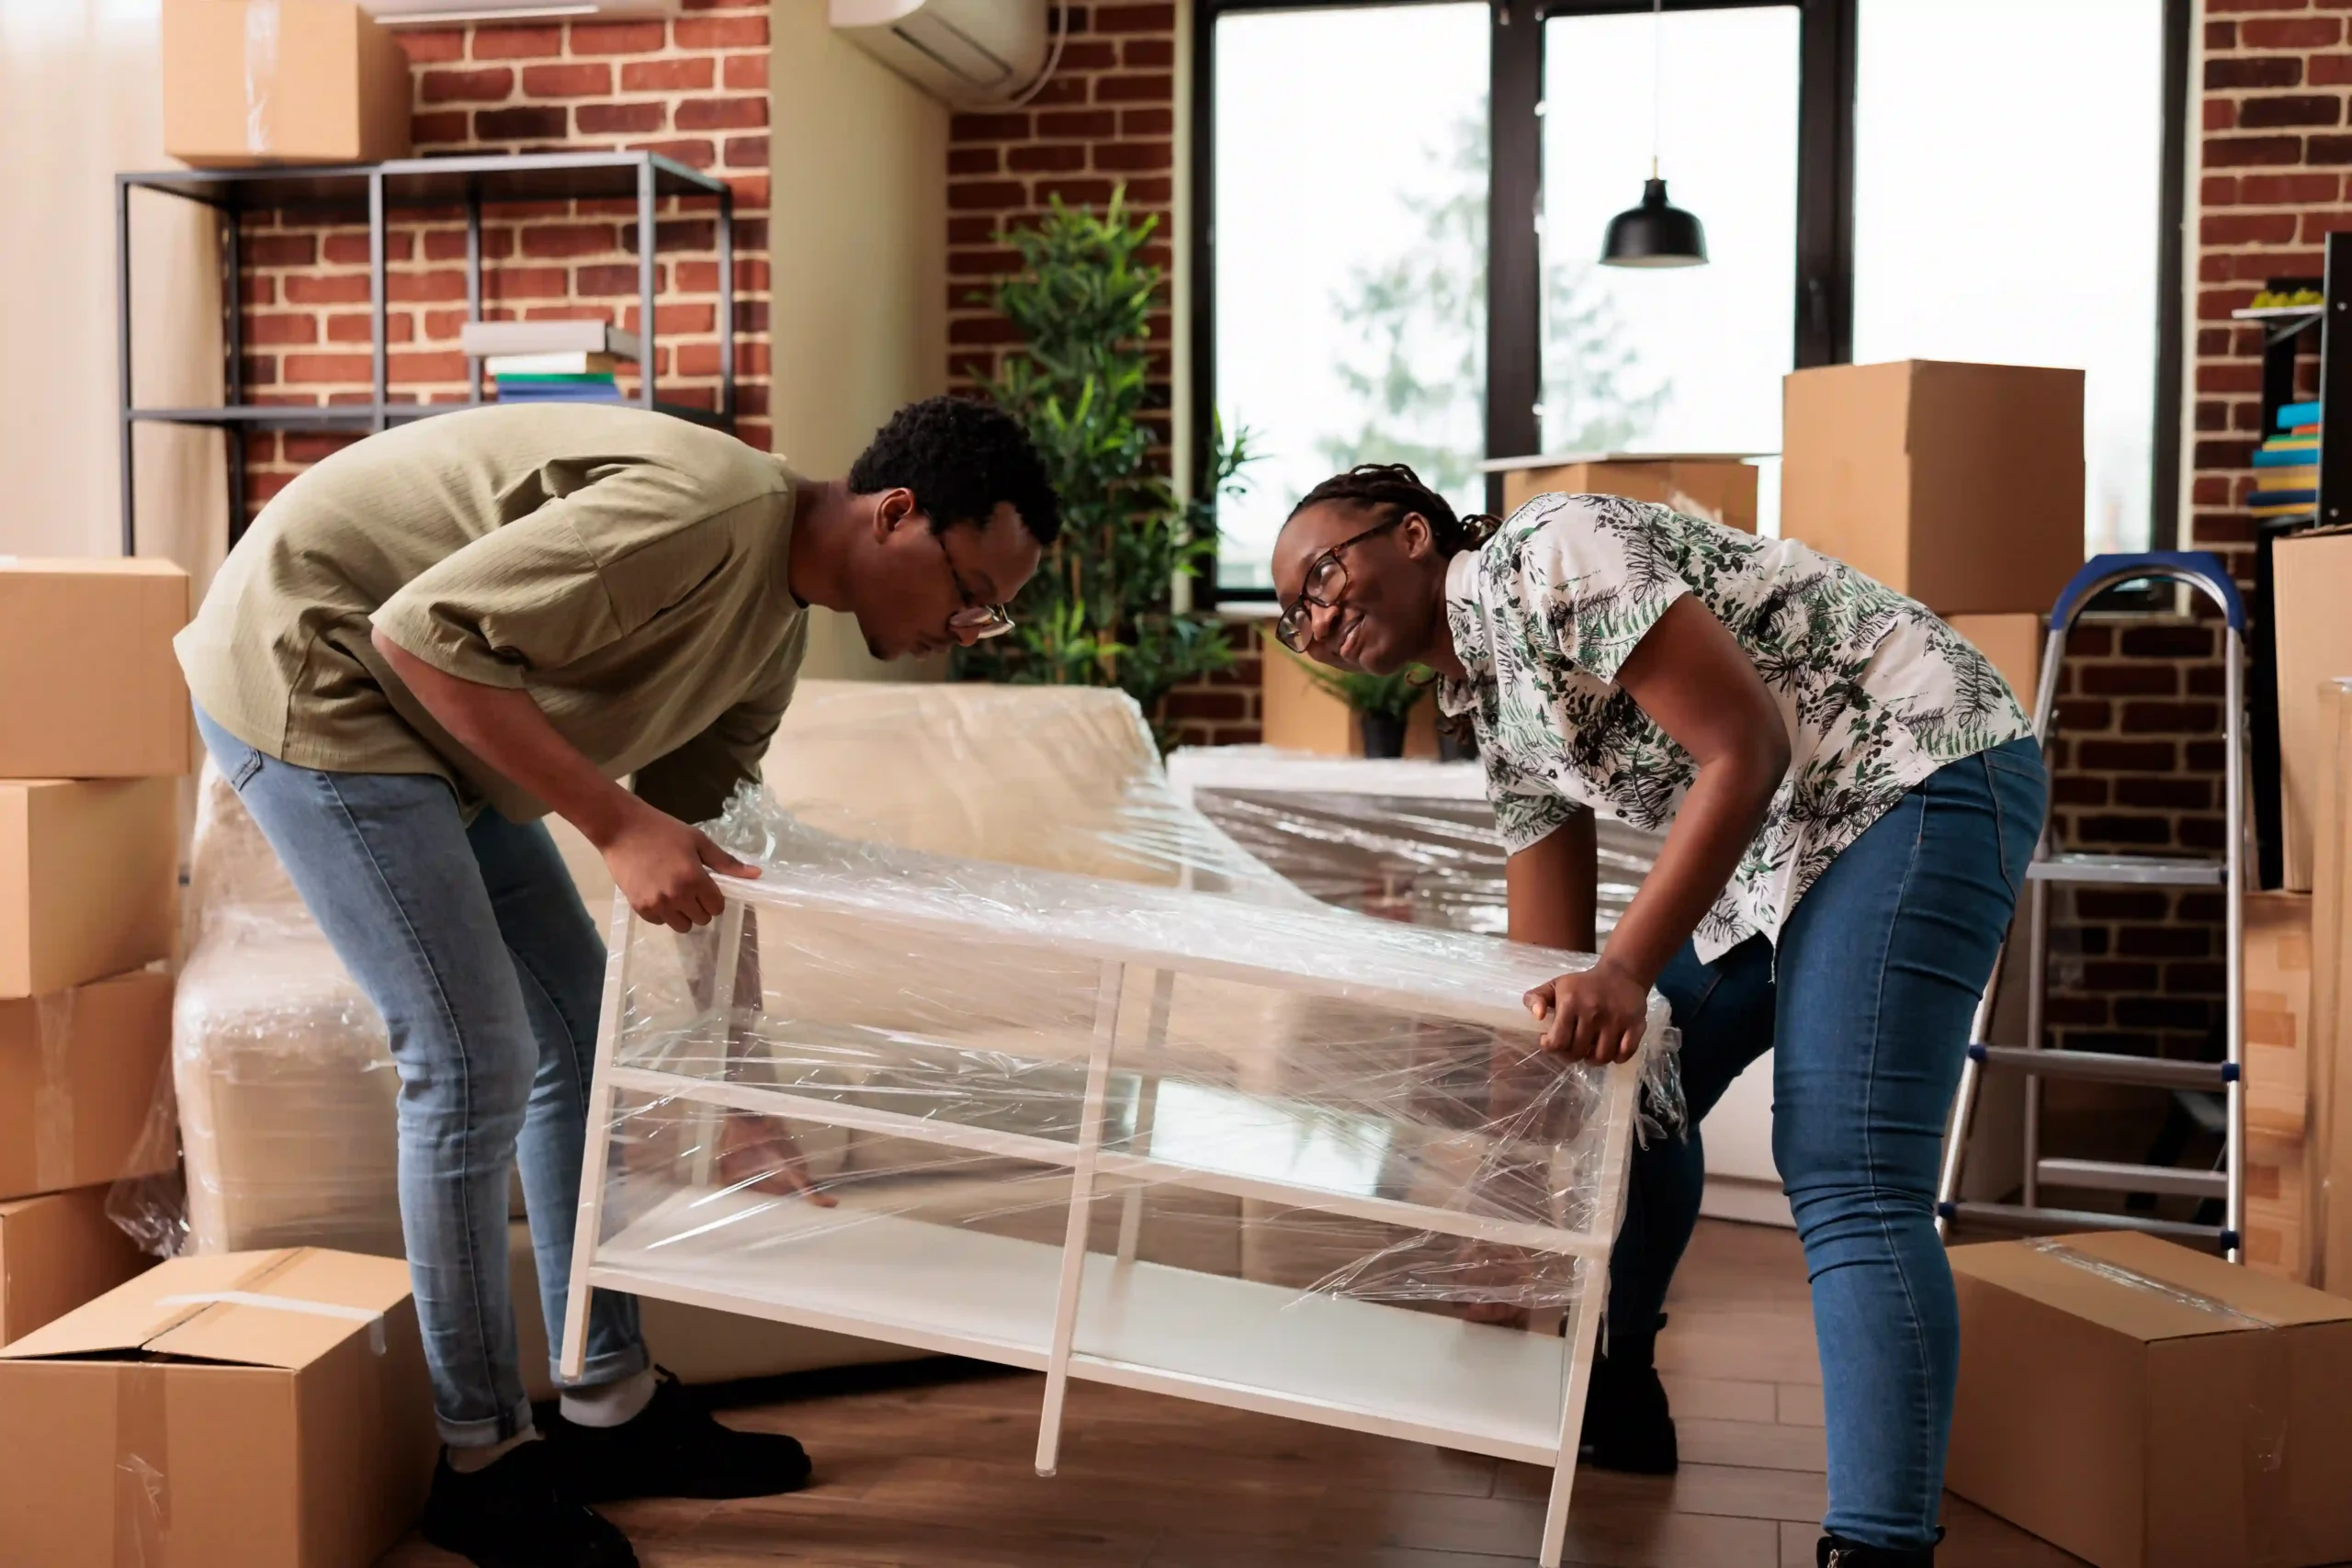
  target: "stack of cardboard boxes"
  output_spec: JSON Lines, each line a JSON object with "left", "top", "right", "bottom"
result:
{"left": 0, "top": 561, "right": 190, "bottom": 1343}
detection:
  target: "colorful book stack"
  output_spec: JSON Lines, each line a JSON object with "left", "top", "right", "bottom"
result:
{"left": 2253, "top": 400, "right": 2323, "bottom": 520}
{"left": 488, "top": 351, "right": 624, "bottom": 405}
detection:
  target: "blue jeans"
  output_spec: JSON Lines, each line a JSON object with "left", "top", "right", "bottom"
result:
{"left": 196, "top": 707, "right": 647, "bottom": 1447}
{"left": 1609, "top": 738, "right": 2045, "bottom": 1549}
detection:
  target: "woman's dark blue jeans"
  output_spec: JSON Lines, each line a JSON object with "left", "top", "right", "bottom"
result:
{"left": 1610, "top": 737, "right": 2046, "bottom": 1550}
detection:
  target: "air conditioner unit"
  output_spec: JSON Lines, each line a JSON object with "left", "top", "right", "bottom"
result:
{"left": 359, "top": 0, "right": 676, "bottom": 25}
{"left": 831, "top": 0, "right": 1052, "bottom": 108}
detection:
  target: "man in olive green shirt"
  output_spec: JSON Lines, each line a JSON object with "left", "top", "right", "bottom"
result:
{"left": 179, "top": 396, "right": 1057, "bottom": 1568}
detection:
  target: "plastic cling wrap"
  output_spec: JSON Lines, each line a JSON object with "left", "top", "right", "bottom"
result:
{"left": 1166, "top": 748, "right": 1664, "bottom": 938}
{"left": 584, "top": 790, "right": 1679, "bottom": 1336}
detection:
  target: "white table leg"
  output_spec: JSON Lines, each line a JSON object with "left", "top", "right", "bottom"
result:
{"left": 1115, "top": 967, "right": 1176, "bottom": 1268}
{"left": 687, "top": 900, "right": 749, "bottom": 1189}
{"left": 560, "top": 888, "right": 640, "bottom": 1382}
{"left": 1540, "top": 1054, "right": 1645, "bottom": 1567}
{"left": 1036, "top": 959, "right": 1124, "bottom": 1477}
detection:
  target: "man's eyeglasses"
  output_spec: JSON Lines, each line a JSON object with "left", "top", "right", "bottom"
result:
{"left": 937, "top": 531, "right": 1014, "bottom": 641}
{"left": 1274, "top": 514, "right": 1407, "bottom": 654}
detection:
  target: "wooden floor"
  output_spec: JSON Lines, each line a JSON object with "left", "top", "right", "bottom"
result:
{"left": 381, "top": 1221, "right": 2091, "bottom": 1568}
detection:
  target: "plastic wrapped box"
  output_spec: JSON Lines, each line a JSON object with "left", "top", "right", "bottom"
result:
{"left": 560, "top": 796, "right": 1676, "bottom": 1568}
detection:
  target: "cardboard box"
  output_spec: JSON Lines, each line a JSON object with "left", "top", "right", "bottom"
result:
{"left": 0, "top": 560, "right": 193, "bottom": 778}
{"left": 0, "top": 972, "right": 175, "bottom": 1202}
{"left": 0, "top": 1247, "right": 435, "bottom": 1568}
{"left": 162, "top": 0, "right": 412, "bottom": 168}
{"left": 0, "top": 1187, "right": 149, "bottom": 1345}
{"left": 1258, "top": 630, "right": 1441, "bottom": 760}
{"left": 1781, "top": 359, "right": 2086, "bottom": 615}
{"left": 2270, "top": 529, "right": 2352, "bottom": 890}
{"left": 2242, "top": 892, "right": 2317, "bottom": 1281}
{"left": 0, "top": 778, "right": 177, "bottom": 998}
{"left": 1493, "top": 457, "right": 1758, "bottom": 531}
{"left": 1947, "top": 613, "right": 2044, "bottom": 714}
{"left": 1947, "top": 1231, "right": 2352, "bottom": 1568}
{"left": 2313, "top": 678, "right": 2352, "bottom": 1291}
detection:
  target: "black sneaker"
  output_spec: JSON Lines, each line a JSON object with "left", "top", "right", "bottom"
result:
{"left": 1819, "top": 1529, "right": 1939, "bottom": 1565}
{"left": 418, "top": 1438, "right": 637, "bottom": 1568}
{"left": 545, "top": 1368, "right": 812, "bottom": 1504}
{"left": 1577, "top": 1338, "right": 1679, "bottom": 1475}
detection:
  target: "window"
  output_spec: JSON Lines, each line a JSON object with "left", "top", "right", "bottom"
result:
{"left": 1539, "top": 6, "right": 1800, "bottom": 534}
{"left": 1195, "top": 0, "right": 2188, "bottom": 596}
{"left": 1852, "top": 0, "right": 2173, "bottom": 556}
{"left": 1206, "top": 3, "right": 1491, "bottom": 596}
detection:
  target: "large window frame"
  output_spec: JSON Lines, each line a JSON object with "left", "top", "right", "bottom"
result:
{"left": 1189, "top": 0, "right": 2190, "bottom": 605}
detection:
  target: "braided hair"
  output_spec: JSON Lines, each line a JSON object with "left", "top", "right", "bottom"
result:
{"left": 1284, "top": 463, "right": 1500, "bottom": 556}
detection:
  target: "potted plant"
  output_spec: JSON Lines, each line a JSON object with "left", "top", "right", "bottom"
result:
{"left": 955, "top": 189, "right": 1250, "bottom": 744}
{"left": 1286, "top": 653, "right": 1430, "bottom": 759}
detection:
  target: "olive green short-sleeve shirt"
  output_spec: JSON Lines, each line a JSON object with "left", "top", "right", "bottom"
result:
{"left": 177, "top": 403, "right": 808, "bottom": 825}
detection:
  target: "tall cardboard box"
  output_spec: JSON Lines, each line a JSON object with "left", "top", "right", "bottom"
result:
{"left": 0, "top": 1188, "right": 149, "bottom": 1345}
{"left": 2312, "top": 678, "right": 2352, "bottom": 1291}
{"left": 2269, "top": 529, "right": 2352, "bottom": 890}
{"left": 0, "top": 972, "right": 175, "bottom": 1201}
{"left": 0, "top": 560, "right": 193, "bottom": 778}
{"left": 0, "top": 1247, "right": 436, "bottom": 1568}
{"left": 0, "top": 777, "right": 177, "bottom": 998}
{"left": 162, "top": 0, "right": 413, "bottom": 168}
{"left": 1946, "top": 1231, "right": 2352, "bottom": 1568}
{"left": 1781, "top": 359, "right": 2086, "bottom": 615}
{"left": 1490, "top": 456, "right": 1758, "bottom": 531}
{"left": 1947, "top": 613, "right": 2044, "bottom": 713}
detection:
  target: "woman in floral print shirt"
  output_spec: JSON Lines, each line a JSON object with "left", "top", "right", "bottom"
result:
{"left": 1272, "top": 465, "right": 2047, "bottom": 1568}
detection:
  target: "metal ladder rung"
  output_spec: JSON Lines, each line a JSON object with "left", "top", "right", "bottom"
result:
{"left": 2026, "top": 853, "right": 2226, "bottom": 887}
{"left": 1940, "top": 1201, "right": 2230, "bottom": 1249}
{"left": 2034, "top": 1157, "right": 2227, "bottom": 1200}
{"left": 1969, "top": 1044, "right": 2233, "bottom": 1091}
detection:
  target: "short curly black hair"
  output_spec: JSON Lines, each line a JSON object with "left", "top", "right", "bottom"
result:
{"left": 847, "top": 395, "right": 1061, "bottom": 547}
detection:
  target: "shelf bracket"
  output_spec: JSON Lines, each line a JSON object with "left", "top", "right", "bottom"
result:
{"left": 1036, "top": 958, "right": 1124, "bottom": 1476}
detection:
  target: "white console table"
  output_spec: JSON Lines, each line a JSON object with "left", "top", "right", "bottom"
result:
{"left": 560, "top": 830, "right": 1666, "bottom": 1567}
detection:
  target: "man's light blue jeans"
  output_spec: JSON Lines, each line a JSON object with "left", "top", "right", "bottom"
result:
{"left": 1610, "top": 737, "right": 2047, "bottom": 1550}
{"left": 197, "top": 707, "right": 647, "bottom": 1447}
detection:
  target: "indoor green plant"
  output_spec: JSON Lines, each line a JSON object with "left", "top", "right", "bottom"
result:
{"left": 955, "top": 189, "right": 1250, "bottom": 741}
{"left": 1286, "top": 650, "right": 1430, "bottom": 759}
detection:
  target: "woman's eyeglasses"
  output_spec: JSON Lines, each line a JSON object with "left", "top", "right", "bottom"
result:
{"left": 1274, "top": 514, "right": 1406, "bottom": 654}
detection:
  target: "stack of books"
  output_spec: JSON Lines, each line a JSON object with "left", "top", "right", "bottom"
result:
{"left": 458, "top": 321, "right": 643, "bottom": 407}
{"left": 2254, "top": 400, "right": 2323, "bottom": 520}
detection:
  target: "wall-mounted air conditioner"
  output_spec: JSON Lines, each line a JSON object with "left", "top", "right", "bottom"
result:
{"left": 831, "top": 0, "right": 1053, "bottom": 108}
{"left": 359, "top": 0, "right": 677, "bottom": 24}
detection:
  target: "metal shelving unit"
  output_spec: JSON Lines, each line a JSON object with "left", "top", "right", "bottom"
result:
{"left": 2236, "top": 230, "right": 2352, "bottom": 886}
{"left": 116, "top": 150, "right": 738, "bottom": 553}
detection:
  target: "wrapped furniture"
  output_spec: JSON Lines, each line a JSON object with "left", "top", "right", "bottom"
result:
{"left": 1168, "top": 747, "right": 1788, "bottom": 1227}
{"left": 560, "top": 799, "right": 1673, "bottom": 1568}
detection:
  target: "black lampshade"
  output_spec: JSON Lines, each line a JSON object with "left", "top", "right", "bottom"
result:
{"left": 1601, "top": 177, "right": 1707, "bottom": 269}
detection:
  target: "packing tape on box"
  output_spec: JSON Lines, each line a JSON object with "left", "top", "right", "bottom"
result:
{"left": 158, "top": 1291, "right": 389, "bottom": 1354}
{"left": 243, "top": 0, "right": 281, "bottom": 155}
{"left": 2025, "top": 1240, "right": 2293, "bottom": 1566}
{"left": 33, "top": 988, "right": 75, "bottom": 1193}
{"left": 112, "top": 1362, "right": 169, "bottom": 1568}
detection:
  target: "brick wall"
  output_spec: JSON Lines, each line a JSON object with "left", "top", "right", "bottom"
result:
{"left": 238, "top": 2, "right": 772, "bottom": 515}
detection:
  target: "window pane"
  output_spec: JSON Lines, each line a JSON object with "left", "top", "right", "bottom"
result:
{"left": 1539, "top": 5, "right": 1799, "bottom": 530}
{"left": 1854, "top": 0, "right": 2166, "bottom": 556}
{"left": 1211, "top": 4, "right": 1489, "bottom": 594}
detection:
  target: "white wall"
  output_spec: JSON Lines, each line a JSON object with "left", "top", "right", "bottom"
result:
{"left": 0, "top": 1, "right": 226, "bottom": 584}
{"left": 769, "top": 0, "right": 951, "bottom": 682}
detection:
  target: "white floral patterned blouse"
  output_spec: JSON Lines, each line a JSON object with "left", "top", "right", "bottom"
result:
{"left": 1436, "top": 493, "right": 2035, "bottom": 963}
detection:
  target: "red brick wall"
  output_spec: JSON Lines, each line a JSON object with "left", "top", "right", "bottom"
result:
{"left": 238, "top": 3, "right": 772, "bottom": 514}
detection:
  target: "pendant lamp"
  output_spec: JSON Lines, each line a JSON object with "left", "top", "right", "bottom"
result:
{"left": 1601, "top": 0, "right": 1707, "bottom": 269}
